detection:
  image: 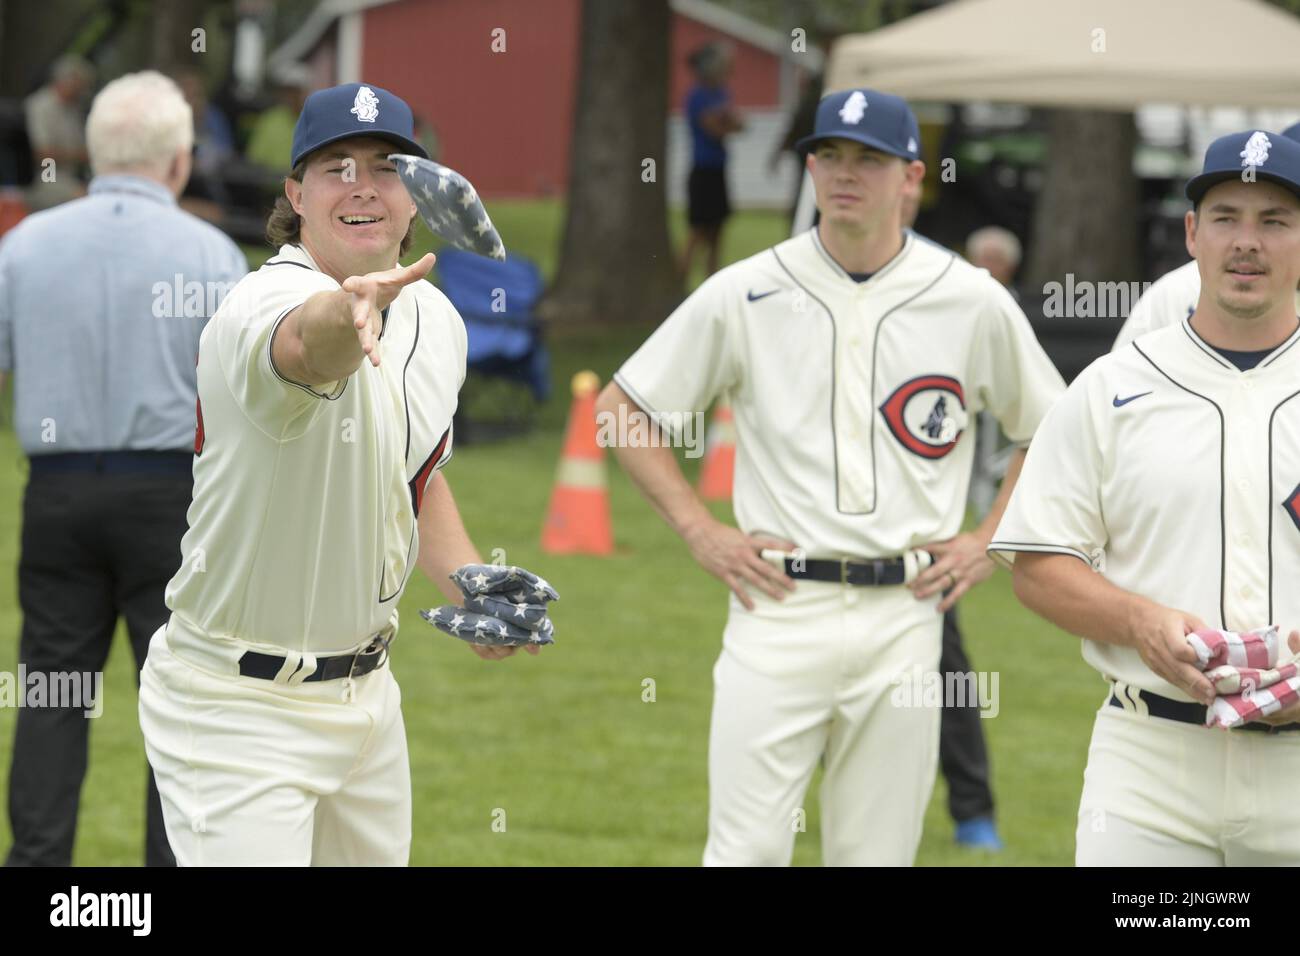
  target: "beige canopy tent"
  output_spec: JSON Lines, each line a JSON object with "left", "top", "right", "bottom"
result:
{"left": 825, "top": 0, "right": 1300, "bottom": 109}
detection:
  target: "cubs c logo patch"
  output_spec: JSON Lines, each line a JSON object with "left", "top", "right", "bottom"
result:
{"left": 879, "top": 374, "right": 966, "bottom": 459}
{"left": 1283, "top": 483, "right": 1300, "bottom": 533}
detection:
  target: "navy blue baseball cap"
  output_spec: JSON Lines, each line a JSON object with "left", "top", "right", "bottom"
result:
{"left": 290, "top": 82, "right": 428, "bottom": 169}
{"left": 795, "top": 88, "right": 921, "bottom": 161}
{"left": 1186, "top": 129, "right": 1300, "bottom": 204}
{"left": 1285, "top": 121, "right": 1300, "bottom": 142}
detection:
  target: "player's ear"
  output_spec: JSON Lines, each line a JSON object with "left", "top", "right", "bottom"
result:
{"left": 805, "top": 151, "right": 816, "bottom": 173}
{"left": 285, "top": 176, "right": 304, "bottom": 216}
{"left": 905, "top": 158, "right": 926, "bottom": 188}
{"left": 1184, "top": 208, "right": 1198, "bottom": 259}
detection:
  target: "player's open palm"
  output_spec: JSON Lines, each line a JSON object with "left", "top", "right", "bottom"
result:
{"left": 683, "top": 517, "right": 796, "bottom": 610}
{"left": 1130, "top": 604, "right": 1214, "bottom": 705}
{"left": 340, "top": 253, "right": 436, "bottom": 367}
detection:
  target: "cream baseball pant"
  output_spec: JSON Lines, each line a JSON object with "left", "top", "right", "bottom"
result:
{"left": 1076, "top": 688, "right": 1300, "bottom": 866}
{"left": 704, "top": 579, "right": 943, "bottom": 866}
{"left": 137, "top": 621, "right": 411, "bottom": 866}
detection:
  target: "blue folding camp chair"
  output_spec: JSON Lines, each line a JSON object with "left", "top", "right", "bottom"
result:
{"left": 435, "top": 248, "right": 551, "bottom": 442}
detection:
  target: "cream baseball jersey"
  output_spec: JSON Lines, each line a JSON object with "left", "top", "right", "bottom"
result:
{"left": 165, "top": 243, "right": 465, "bottom": 653}
{"left": 1113, "top": 260, "right": 1201, "bottom": 349}
{"left": 991, "top": 317, "right": 1300, "bottom": 700}
{"left": 1115, "top": 259, "right": 1300, "bottom": 349}
{"left": 614, "top": 229, "right": 1065, "bottom": 557}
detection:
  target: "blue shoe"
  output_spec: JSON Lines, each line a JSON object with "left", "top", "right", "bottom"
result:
{"left": 954, "top": 816, "right": 1004, "bottom": 851}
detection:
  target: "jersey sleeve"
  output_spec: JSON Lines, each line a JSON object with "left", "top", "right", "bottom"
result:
{"left": 612, "top": 272, "right": 739, "bottom": 438}
{"left": 1113, "top": 262, "right": 1198, "bottom": 350}
{"left": 969, "top": 279, "right": 1066, "bottom": 445}
{"left": 988, "top": 364, "right": 1108, "bottom": 569}
{"left": 210, "top": 264, "right": 346, "bottom": 434}
{"left": 1112, "top": 286, "right": 1156, "bottom": 351}
{"left": 435, "top": 297, "right": 467, "bottom": 474}
{"left": 0, "top": 240, "right": 13, "bottom": 372}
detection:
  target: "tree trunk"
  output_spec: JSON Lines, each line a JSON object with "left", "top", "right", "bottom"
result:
{"left": 151, "top": 0, "right": 207, "bottom": 76}
{"left": 537, "top": 0, "right": 681, "bottom": 327}
{"left": 1024, "top": 109, "right": 1140, "bottom": 289}
{"left": 0, "top": 0, "right": 98, "bottom": 95}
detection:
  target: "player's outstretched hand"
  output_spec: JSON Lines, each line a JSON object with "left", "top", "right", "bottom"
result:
{"left": 339, "top": 253, "right": 436, "bottom": 368}
{"left": 1127, "top": 603, "right": 1215, "bottom": 705}
{"left": 911, "top": 531, "right": 996, "bottom": 612}
{"left": 682, "top": 517, "right": 796, "bottom": 611}
{"left": 1251, "top": 628, "right": 1300, "bottom": 726}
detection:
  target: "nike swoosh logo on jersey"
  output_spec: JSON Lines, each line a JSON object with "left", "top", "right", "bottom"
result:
{"left": 746, "top": 289, "right": 779, "bottom": 302}
{"left": 1112, "top": 391, "right": 1152, "bottom": 407}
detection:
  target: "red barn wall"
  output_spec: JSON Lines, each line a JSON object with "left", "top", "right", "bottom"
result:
{"left": 361, "top": 0, "right": 582, "bottom": 197}
{"left": 353, "top": 1, "right": 778, "bottom": 197}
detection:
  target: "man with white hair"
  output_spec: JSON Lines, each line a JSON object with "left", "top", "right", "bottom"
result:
{"left": 0, "top": 71, "right": 246, "bottom": 866}
{"left": 966, "top": 226, "right": 1022, "bottom": 292}
{"left": 23, "top": 54, "right": 96, "bottom": 211}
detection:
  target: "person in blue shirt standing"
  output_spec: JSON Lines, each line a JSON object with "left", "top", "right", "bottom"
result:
{"left": 682, "top": 42, "right": 744, "bottom": 280}
{"left": 0, "top": 71, "right": 247, "bottom": 866}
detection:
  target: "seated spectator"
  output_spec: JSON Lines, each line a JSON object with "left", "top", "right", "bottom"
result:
{"left": 23, "top": 54, "right": 95, "bottom": 211}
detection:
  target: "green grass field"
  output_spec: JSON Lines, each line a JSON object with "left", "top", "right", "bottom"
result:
{"left": 0, "top": 202, "right": 1106, "bottom": 865}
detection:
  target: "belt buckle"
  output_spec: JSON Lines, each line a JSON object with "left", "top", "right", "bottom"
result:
{"left": 840, "top": 557, "right": 850, "bottom": 585}
{"left": 348, "top": 633, "right": 391, "bottom": 680}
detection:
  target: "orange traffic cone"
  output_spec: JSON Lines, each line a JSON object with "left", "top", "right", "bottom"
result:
{"left": 697, "top": 400, "right": 736, "bottom": 501}
{"left": 542, "top": 370, "right": 614, "bottom": 555}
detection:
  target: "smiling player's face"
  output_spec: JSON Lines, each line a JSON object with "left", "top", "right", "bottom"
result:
{"left": 287, "top": 136, "right": 418, "bottom": 281}
{"left": 1188, "top": 179, "right": 1300, "bottom": 322}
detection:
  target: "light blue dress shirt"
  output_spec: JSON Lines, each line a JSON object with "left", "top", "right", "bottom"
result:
{"left": 0, "top": 174, "right": 248, "bottom": 455}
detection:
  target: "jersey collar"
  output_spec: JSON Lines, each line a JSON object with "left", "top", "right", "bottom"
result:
{"left": 268, "top": 243, "right": 323, "bottom": 271}
{"left": 810, "top": 226, "right": 913, "bottom": 286}
{"left": 1180, "top": 314, "right": 1300, "bottom": 372}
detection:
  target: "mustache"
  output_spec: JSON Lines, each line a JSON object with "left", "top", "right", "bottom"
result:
{"left": 1225, "top": 259, "right": 1266, "bottom": 271}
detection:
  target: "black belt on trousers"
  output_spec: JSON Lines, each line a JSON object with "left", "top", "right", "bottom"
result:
{"left": 238, "top": 634, "right": 392, "bottom": 683}
{"left": 28, "top": 451, "right": 193, "bottom": 476}
{"left": 1108, "top": 687, "right": 1300, "bottom": 733}
{"left": 782, "top": 556, "right": 908, "bottom": 586}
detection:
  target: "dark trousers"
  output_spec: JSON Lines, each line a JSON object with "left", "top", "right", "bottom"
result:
{"left": 939, "top": 607, "right": 996, "bottom": 823}
{"left": 5, "top": 465, "right": 191, "bottom": 866}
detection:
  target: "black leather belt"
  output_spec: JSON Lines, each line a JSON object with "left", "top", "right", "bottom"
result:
{"left": 782, "top": 556, "right": 908, "bottom": 586}
{"left": 29, "top": 451, "right": 193, "bottom": 476}
{"left": 1108, "top": 687, "right": 1300, "bottom": 734}
{"left": 238, "top": 634, "right": 392, "bottom": 683}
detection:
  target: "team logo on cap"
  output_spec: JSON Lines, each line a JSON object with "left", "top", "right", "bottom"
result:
{"left": 1241, "top": 131, "right": 1271, "bottom": 167}
{"left": 351, "top": 86, "right": 380, "bottom": 124}
{"left": 879, "top": 374, "right": 966, "bottom": 459}
{"left": 839, "top": 91, "right": 867, "bottom": 125}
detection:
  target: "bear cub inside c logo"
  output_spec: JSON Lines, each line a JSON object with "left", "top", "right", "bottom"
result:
{"left": 879, "top": 374, "right": 966, "bottom": 459}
